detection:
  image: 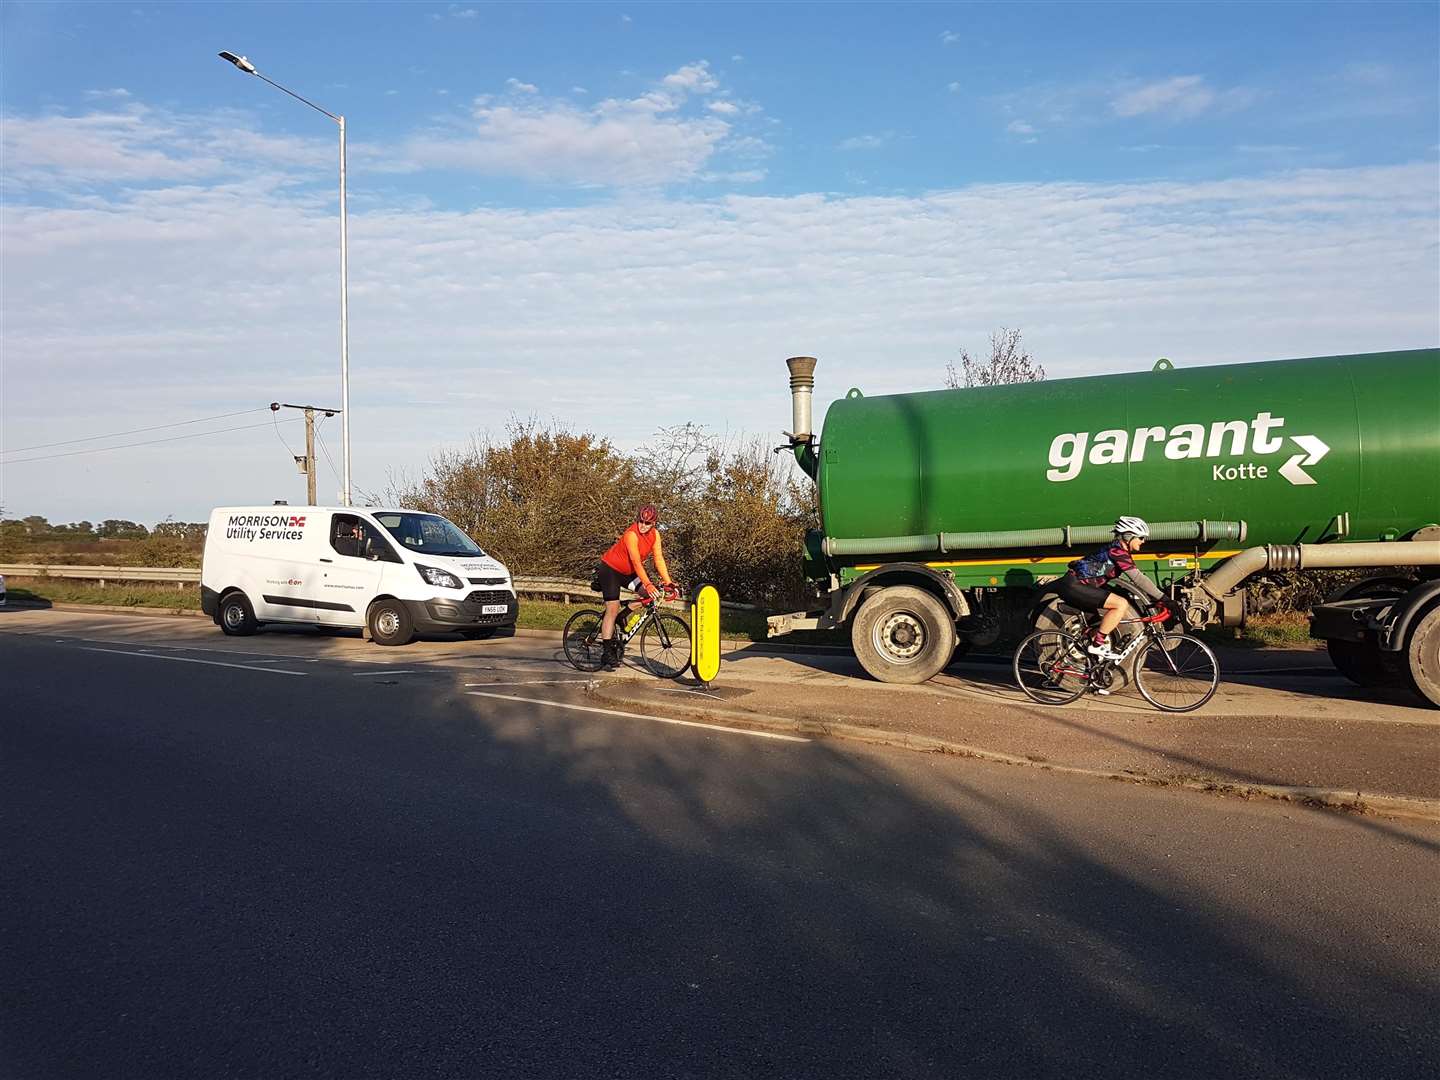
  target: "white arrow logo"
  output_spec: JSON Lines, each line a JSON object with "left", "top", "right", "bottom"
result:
{"left": 1279, "top": 434, "right": 1329, "bottom": 486}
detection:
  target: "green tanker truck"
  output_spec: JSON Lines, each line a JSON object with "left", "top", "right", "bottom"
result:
{"left": 768, "top": 348, "right": 1440, "bottom": 704}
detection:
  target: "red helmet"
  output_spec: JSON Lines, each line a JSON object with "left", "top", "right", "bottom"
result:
{"left": 637, "top": 503, "right": 659, "bottom": 524}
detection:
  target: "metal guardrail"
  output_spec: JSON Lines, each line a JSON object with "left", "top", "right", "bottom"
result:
{"left": 0, "top": 563, "right": 200, "bottom": 585}
{"left": 0, "top": 565, "right": 758, "bottom": 611}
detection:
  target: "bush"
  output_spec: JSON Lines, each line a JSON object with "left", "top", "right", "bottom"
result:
{"left": 387, "top": 420, "right": 817, "bottom": 606}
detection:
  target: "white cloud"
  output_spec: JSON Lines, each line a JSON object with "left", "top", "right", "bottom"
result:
{"left": 707, "top": 100, "right": 740, "bottom": 115}
{"left": 572, "top": 86, "right": 588, "bottom": 95}
{"left": 403, "top": 63, "right": 750, "bottom": 187}
{"left": 1007, "top": 121, "right": 1036, "bottom": 135}
{"left": 731, "top": 54, "right": 744, "bottom": 63}
{"left": 1111, "top": 75, "right": 1222, "bottom": 118}
{"left": 506, "top": 78, "right": 539, "bottom": 94}
{"left": 997, "top": 74, "right": 1253, "bottom": 131}
{"left": 948, "top": 82, "right": 962, "bottom": 94}
{"left": 941, "top": 30, "right": 961, "bottom": 45}
{"left": 1342, "top": 62, "right": 1391, "bottom": 85}
{"left": 0, "top": 104, "right": 342, "bottom": 189}
{"left": 838, "top": 134, "right": 890, "bottom": 151}
{"left": 661, "top": 61, "right": 719, "bottom": 94}
{"left": 450, "top": 5, "right": 479, "bottom": 17}
{"left": 3, "top": 102, "right": 1434, "bottom": 521}
{"left": 84, "top": 88, "right": 132, "bottom": 99}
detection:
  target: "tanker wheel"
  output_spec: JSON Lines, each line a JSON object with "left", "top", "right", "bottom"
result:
{"left": 1404, "top": 605, "right": 1440, "bottom": 708}
{"left": 851, "top": 586, "right": 956, "bottom": 685}
{"left": 1325, "top": 639, "right": 1401, "bottom": 688}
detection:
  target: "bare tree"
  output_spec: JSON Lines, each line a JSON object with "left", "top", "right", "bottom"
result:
{"left": 944, "top": 328, "right": 1045, "bottom": 389}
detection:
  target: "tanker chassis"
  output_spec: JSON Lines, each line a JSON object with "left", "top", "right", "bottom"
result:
{"left": 767, "top": 349, "right": 1440, "bottom": 706}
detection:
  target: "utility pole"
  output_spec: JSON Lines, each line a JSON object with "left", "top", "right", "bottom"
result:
{"left": 304, "top": 408, "right": 317, "bottom": 505}
{"left": 270, "top": 402, "right": 340, "bottom": 505}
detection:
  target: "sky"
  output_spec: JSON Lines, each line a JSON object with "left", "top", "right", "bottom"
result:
{"left": 1, "top": 0, "right": 1437, "bottom": 523}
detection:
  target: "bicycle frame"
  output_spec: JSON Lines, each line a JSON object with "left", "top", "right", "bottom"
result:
{"left": 616, "top": 599, "right": 660, "bottom": 646}
{"left": 1051, "top": 608, "right": 1171, "bottom": 684}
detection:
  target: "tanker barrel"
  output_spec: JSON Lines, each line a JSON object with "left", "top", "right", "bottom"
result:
{"left": 786, "top": 356, "right": 818, "bottom": 440}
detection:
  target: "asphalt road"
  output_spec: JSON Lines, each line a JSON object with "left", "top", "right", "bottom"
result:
{"left": 2, "top": 626, "right": 1438, "bottom": 1079}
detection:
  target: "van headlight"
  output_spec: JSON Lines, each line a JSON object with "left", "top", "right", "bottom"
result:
{"left": 415, "top": 564, "right": 462, "bottom": 589}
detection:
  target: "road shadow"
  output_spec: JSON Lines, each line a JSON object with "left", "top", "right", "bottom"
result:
{"left": 3, "top": 635, "right": 1437, "bottom": 1079}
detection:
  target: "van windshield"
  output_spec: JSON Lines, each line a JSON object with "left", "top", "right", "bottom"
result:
{"left": 372, "top": 513, "right": 485, "bottom": 557}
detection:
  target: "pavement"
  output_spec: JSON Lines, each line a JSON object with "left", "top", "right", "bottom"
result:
{"left": 4, "top": 603, "right": 1438, "bottom": 817}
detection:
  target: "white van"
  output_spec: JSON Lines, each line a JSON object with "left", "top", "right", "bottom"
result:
{"left": 201, "top": 506, "right": 518, "bottom": 646}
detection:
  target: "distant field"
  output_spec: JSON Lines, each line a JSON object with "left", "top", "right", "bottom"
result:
{"left": 0, "top": 539, "right": 203, "bottom": 567}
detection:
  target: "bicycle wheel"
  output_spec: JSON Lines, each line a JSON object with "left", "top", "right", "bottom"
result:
{"left": 641, "top": 612, "right": 692, "bottom": 679}
{"left": 1135, "top": 633, "right": 1219, "bottom": 712}
{"left": 1013, "top": 630, "right": 1089, "bottom": 705}
{"left": 563, "top": 609, "right": 607, "bottom": 672}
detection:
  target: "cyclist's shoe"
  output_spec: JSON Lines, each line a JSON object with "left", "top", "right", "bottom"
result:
{"left": 1085, "top": 632, "right": 1123, "bottom": 661}
{"left": 601, "top": 639, "right": 621, "bottom": 671}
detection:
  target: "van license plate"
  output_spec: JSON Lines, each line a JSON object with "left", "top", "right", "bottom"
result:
{"left": 481, "top": 604, "right": 508, "bottom": 615}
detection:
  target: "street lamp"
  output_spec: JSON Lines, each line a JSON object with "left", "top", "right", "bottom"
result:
{"left": 218, "top": 50, "right": 352, "bottom": 507}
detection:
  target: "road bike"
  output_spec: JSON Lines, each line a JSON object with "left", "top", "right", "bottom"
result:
{"left": 563, "top": 590, "right": 692, "bottom": 679}
{"left": 1013, "top": 601, "right": 1220, "bottom": 712}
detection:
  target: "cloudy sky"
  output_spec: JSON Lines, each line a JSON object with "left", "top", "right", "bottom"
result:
{"left": 2, "top": 1, "right": 1437, "bottom": 523}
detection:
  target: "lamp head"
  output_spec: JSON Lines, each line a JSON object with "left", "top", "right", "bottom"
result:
{"left": 218, "top": 51, "right": 258, "bottom": 75}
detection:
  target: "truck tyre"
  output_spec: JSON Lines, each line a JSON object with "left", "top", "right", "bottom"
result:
{"left": 851, "top": 586, "right": 956, "bottom": 684}
{"left": 1325, "top": 639, "right": 1399, "bottom": 688}
{"left": 1405, "top": 605, "right": 1440, "bottom": 708}
{"left": 218, "top": 591, "right": 258, "bottom": 636}
{"left": 368, "top": 599, "right": 414, "bottom": 647}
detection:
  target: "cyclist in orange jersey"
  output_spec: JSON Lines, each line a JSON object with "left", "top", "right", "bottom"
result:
{"left": 595, "top": 504, "right": 678, "bottom": 670}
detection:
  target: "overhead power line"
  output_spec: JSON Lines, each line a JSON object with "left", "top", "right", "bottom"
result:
{"left": 0, "top": 418, "right": 304, "bottom": 466}
{"left": 316, "top": 414, "right": 343, "bottom": 486}
{"left": 0, "top": 406, "right": 272, "bottom": 455}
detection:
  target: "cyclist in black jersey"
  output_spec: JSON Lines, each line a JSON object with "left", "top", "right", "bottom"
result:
{"left": 1055, "top": 516, "right": 1168, "bottom": 659}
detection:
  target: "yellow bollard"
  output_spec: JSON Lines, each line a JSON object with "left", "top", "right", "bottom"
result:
{"left": 690, "top": 582, "right": 721, "bottom": 687}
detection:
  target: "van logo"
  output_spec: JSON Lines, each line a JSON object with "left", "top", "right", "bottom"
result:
{"left": 225, "top": 512, "right": 308, "bottom": 542}
{"left": 1046, "top": 413, "right": 1330, "bottom": 487}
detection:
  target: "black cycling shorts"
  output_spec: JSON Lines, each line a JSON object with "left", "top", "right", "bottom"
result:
{"left": 595, "top": 562, "right": 641, "bottom": 602}
{"left": 1055, "top": 574, "right": 1112, "bottom": 613}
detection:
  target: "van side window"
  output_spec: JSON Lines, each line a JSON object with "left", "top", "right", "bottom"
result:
{"left": 330, "top": 515, "right": 401, "bottom": 562}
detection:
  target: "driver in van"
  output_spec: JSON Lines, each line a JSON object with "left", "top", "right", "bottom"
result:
{"left": 333, "top": 518, "right": 370, "bottom": 559}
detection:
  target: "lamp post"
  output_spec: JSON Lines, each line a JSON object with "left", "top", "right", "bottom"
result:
{"left": 218, "top": 51, "right": 351, "bottom": 507}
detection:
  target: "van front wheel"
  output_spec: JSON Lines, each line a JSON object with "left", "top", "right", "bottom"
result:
{"left": 219, "top": 591, "right": 258, "bottom": 636}
{"left": 368, "top": 600, "right": 414, "bottom": 647}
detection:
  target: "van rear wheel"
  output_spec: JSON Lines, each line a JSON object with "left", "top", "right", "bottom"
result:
{"left": 219, "top": 591, "right": 258, "bottom": 637}
{"left": 368, "top": 599, "right": 414, "bottom": 646}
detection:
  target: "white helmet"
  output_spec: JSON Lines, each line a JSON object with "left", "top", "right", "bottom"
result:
{"left": 1114, "top": 515, "right": 1150, "bottom": 539}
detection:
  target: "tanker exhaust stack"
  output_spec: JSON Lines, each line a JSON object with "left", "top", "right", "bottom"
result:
{"left": 785, "top": 356, "right": 818, "bottom": 442}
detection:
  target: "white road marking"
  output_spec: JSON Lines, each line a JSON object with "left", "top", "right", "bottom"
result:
{"left": 353, "top": 670, "right": 418, "bottom": 677}
{"left": 78, "top": 646, "right": 309, "bottom": 676}
{"left": 465, "top": 690, "right": 808, "bottom": 742}
{"left": 464, "top": 680, "right": 593, "bottom": 687}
